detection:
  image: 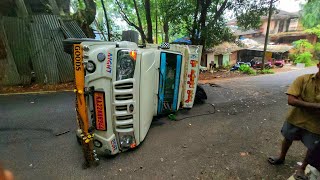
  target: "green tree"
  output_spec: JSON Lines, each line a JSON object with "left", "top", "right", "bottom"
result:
{"left": 301, "top": 0, "right": 320, "bottom": 28}
{"left": 291, "top": 39, "right": 317, "bottom": 66}
{"left": 113, "top": 0, "right": 271, "bottom": 47}
{"left": 293, "top": 39, "right": 314, "bottom": 54}
{"left": 115, "top": 0, "right": 152, "bottom": 43}
{"left": 305, "top": 25, "right": 320, "bottom": 38}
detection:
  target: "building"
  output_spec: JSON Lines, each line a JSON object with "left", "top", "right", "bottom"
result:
{"left": 238, "top": 44, "right": 293, "bottom": 63}
{"left": 205, "top": 42, "right": 242, "bottom": 69}
{"left": 227, "top": 10, "right": 303, "bottom": 38}
{"left": 270, "top": 31, "right": 318, "bottom": 45}
{"left": 260, "top": 10, "right": 302, "bottom": 35}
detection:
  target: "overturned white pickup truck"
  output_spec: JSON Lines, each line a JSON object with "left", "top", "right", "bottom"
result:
{"left": 63, "top": 39, "right": 206, "bottom": 166}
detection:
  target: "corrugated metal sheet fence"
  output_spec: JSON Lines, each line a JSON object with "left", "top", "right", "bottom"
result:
{"left": 0, "top": 17, "right": 21, "bottom": 85}
{"left": 0, "top": 15, "right": 87, "bottom": 86}
{"left": 3, "top": 17, "right": 32, "bottom": 84}
{"left": 31, "top": 15, "right": 75, "bottom": 83}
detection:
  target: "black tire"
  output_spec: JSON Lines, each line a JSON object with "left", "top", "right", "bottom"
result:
{"left": 76, "top": 135, "right": 82, "bottom": 145}
{"left": 195, "top": 85, "right": 207, "bottom": 104}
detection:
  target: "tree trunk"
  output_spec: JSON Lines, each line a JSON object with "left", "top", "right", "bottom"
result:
{"left": 163, "top": 20, "right": 169, "bottom": 42}
{"left": 56, "top": 0, "right": 70, "bottom": 15}
{"left": 83, "top": 0, "right": 96, "bottom": 25}
{"left": 48, "top": 0, "right": 60, "bottom": 15}
{"left": 74, "top": 0, "right": 96, "bottom": 38}
{"left": 198, "top": 0, "right": 211, "bottom": 46}
{"left": 133, "top": 0, "right": 146, "bottom": 43}
{"left": 14, "top": 0, "right": 28, "bottom": 17}
{"left": 191, "top": 0, "right": 200, "bottom": 44}
{"left": 144, "top": 0, "right": 153, "bottom": 43}
{"left": 100, "top": 0, "right": 111, "bottom": 41}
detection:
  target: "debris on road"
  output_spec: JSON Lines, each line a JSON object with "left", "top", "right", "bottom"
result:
{"left": 55, "top": 130, "right": 70, "bottom": 136}
{"left": 240, "top": 152, "right": 250, "bottom": 156}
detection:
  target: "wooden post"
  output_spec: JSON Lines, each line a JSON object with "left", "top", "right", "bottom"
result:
{"left": 262, "top": 0, "right": 273, "bottom": 70}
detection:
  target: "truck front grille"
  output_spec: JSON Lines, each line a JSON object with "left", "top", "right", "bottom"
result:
{"left": 115, "top": 105, "right": 127, "bottom": 111}
{"left": 116, "top": 115, "right": 133, "bottom": 121}
{"left": 113, "top": 79, "right": 135, "bottom": 133}
{"left": 115, "top": 94, "right": 133, "bottom": 101}
{"left": 116, "top": 124, "right": 133, "bottom": 129}
{"left": 115, "top": 82, "right": 133, "bottom": 90}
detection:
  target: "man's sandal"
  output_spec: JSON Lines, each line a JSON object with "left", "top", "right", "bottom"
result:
{"left": 293, "top": 170, "right": 309, "bottom": 180}
{"left": 268, "top": 156, "right": 285, "bottom": 165}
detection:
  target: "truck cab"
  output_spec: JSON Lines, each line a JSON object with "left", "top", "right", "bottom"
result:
{"left": 63, "top": 39, "right": 203, "bottom": 157}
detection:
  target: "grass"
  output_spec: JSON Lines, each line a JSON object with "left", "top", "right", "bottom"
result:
{"left": 257, "top": 69, "right": 275, "bottom": 74}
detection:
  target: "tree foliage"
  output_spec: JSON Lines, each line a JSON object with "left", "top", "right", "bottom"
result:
{"left": 293, "top": 39, "right": 314, "bottom": 53}
{"left": 291, "top": 39, "right": 318, "bottom": 66}
{"left": 301, "top": 0, "right": 320, "bottom": 28}
{"left": 113, "top": 0, "right": 272, "bottom": 48}
{"left": 305, "top": 25, "right": 320, "bottom": 38}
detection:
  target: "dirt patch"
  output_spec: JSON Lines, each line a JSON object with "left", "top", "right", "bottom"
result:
{"left": 199, "top": 70, "right": 249, "bottom": 81}
{"left": 199, "top": 65, "right": 296, "bottom": 82}
{"left": 271, "top": 65, "right": 297, "bottom": 73}
{"left": 0, "top": 82, "right": 74, "bottom": 94}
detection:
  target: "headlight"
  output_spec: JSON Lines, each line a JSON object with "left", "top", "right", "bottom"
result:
{"left": 86, "top": 60, "right": 96, "bottom": 73}
{"left": 116, "top": 50, "right": 136, "bottom": 80}
{"left": 119, "top": 135, "right": 134, "bottom": 150}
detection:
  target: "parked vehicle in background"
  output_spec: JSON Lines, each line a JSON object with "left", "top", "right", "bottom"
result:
{"left": 274, "top": 59, "right": 285, "bottom": 68}
{"left": 253, "top": 61, "right": 273, "bottom": 69}
{"left": 230, "top": 61, "right": 251, "bottom": 71}
{"left": 199, "top": 65, "right": 208, "bottom": 72}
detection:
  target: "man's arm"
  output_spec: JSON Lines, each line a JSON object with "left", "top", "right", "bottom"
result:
{"left": 288, "top": 95, "right": 320, "bottom": 109}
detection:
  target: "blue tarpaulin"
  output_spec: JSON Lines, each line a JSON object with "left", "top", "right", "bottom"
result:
{"left": 172, "top": 37, "right": 191, "bottom": 44}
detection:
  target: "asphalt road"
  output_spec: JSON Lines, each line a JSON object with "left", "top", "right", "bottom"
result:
{"left": 0, "top": 66, "right": 318, "bottom": 180}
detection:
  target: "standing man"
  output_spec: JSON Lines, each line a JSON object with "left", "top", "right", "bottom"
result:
{"left": 268, "top": 60, "right": 320, "bottom": 180}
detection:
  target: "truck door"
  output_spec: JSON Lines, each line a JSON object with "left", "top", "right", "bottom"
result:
{"left": 157, "top": 52, "right": 182, "bottom": 114}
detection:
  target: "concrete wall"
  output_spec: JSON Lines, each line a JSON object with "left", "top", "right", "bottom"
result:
{"left": 222, "top": 54, "right": 230, "bottom": 67}
{"left": 261, "top": 20, "right": 277, "bottom": 35}
{"left": 206, "top": 53, "right": 215, "bottom": 69}
{"left": 230, "top": 51, "right": 238, "bottom": 65}
{"left": 206, "top": 52, "right": 239, "bottom": 68}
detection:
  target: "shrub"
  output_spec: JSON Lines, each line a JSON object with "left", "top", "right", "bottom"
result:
{"left": 293, "top": 39, "right": 314, "bottom": 53}
{"left": 295, "top": 52, "right": 313, "bottom": 66}
{"left": 258, "top": 69, "right": 274, "bottom": 74}
{"left": 239, "top": 64, "right": 256, "bottom": 75}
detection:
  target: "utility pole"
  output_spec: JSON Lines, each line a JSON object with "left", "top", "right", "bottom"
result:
{"left": 155, "top": 1, "right": 158, "bottom": 44}
{"left": 101, "top": 0, "right": 111, "bottom": 41}
{"left": 262, "top": 0, "right": 273, "bottom": 70}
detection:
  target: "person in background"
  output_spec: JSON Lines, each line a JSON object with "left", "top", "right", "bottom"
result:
{"left": 0, "top": 164, "right": 14, "bottom": 180}
{"left": 268, "top": 60, "right": 320, "bottom": 180}
{"left": 209, "top": 61, "right": 216, "bottom": 70}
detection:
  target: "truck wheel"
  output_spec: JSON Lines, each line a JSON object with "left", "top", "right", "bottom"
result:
{"left": 195, "top": 85, "right": 207, "bottom": 104}
{"left": 76, "top": 135, "right": 82, "bottom": 145}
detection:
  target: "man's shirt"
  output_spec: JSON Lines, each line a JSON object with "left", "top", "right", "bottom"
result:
{"left": 286, "top": 74, "right": 320, "bottom": 135}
